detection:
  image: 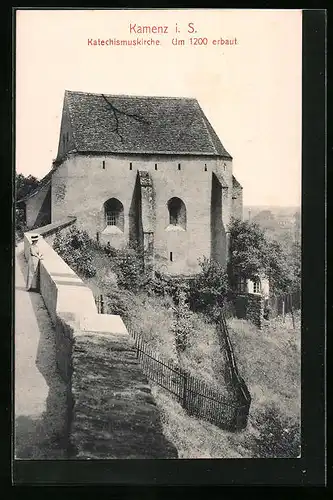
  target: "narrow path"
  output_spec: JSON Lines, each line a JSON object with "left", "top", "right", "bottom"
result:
{"left": 15, "top": 242, "right": 68, "bottom": 459}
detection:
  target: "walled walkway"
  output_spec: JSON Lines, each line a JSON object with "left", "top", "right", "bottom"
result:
{"left": 15, "top": 242, "right": 68, "bottom": 459}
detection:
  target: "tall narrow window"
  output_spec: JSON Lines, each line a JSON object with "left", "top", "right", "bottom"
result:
{"left": 104, "top": 198, "right": 124, "bottom": 231}
{"left": 178, "top": 163, "right": 181, "bottom": 170}
{"left": 102, "top": 160, "right": 106, "bottom": 170}
{"left": 170, "top": 252, "right": 173, "bottom": 262}
{"left": 155, "top": 163, "right": 158, "bottom": 170}
{"left": 129, "top": 162, "right": 132, "bottom": 170}
{"left": 167, "top": 197, "right": 186, "bottom": 230}
{"left": 204, "top": 164, "right": 208, "bottom": 171}
{"left": 253, "top": 280, "right": 261, "bottom": 294}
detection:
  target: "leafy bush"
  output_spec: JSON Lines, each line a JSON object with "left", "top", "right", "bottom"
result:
{"left": 189, "top": 257, "right": 229, "bottom": 321}
{"left": 15, "top": 173, "right": 41, "bottom": 241}
{"left": 171, "top": 288, "right": 192, "bottom": 353}
{"left": 251, "top": 403, "right": 300, "bottom": 458}
{"left": 104, "top": 289, "right": 131, "bottom": 319}
{"left": 153, "top": 272, "right": 191, "bottom": 302}
{"left": 15, "top": 208, "right": 27, "bottom": 242}
{"left": 53, "top": 225, "right": 97, "bottom": 278}
{"left": 112, "top": 246, "right": 153, "bottom": 292}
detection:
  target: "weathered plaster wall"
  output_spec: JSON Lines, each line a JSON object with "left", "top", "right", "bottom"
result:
{"left": 137, "top": 171, "right": 155, "bottom": 273}
{"left": 232, "top": 182, "right": 243, "bottom": 221}
{"left": 51, "top": 153, "right": 234, "bottom": 275}
{"left": 210, "top": 172, "right": 228, "bottom": 267}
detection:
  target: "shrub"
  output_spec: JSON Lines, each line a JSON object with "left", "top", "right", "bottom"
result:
{"left": 15, "top": 207, "right": 27, "bottom": 241}
{"left": 171, "top": 288, "right": 192, "bottom": 353}
{"left": 251, "top": 403, "right": 300, "bottom": 458}
{"left": 189, "top": 257, "right": 229, "bottom": 321}
{"left": 104, "top": 289, "right": 131, "bottom": 319}
{"left": 113, "top": 246, "right": 149, "bottom": 292}
{"left": 53, "top": 225, "right": 97, "bottom": 278}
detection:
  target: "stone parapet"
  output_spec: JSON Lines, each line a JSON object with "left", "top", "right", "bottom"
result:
{"left": 23, "top": 230, "right": 178, "bottom": 459}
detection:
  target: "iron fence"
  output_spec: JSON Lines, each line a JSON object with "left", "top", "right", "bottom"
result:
{"left": 267, "top": 289, "right": 301, "bottom": 319}
{"left": 95, "top": 294, "right": 251, "bottom": 431}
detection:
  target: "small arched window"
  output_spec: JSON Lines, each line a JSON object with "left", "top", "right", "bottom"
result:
{"left": 104, "top": 198, "right": 124, "bottom": 232}
{"left": 167, "top": 197, "right": 186, "bottom": 230}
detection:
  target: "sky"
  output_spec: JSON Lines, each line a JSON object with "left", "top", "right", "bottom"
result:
{"left": 16, "top": 9, "right": 302, "bottom": 206}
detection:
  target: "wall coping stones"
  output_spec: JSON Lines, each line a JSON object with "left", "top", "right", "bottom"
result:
{"left": 24, "top": 228, "right": 128, "bottom": 337}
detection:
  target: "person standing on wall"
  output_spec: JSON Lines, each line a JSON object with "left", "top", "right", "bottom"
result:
{"left": 26, "top": 234, "right": 43, "bottom": 291}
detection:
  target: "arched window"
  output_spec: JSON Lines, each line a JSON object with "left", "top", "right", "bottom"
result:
{"left": 104, "top": 198, "right": 124, "bottom": 231}
{"left": 167, "top": 197, "right": 186, "bottom": 230}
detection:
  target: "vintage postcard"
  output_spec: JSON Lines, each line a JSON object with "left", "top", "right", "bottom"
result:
{"left": 14, "top": 7, "right": 307, "bottom": 475}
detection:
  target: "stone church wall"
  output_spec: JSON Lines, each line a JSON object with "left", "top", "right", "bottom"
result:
{"left": 51, "top": 153, "right": 234, "bottom": 275}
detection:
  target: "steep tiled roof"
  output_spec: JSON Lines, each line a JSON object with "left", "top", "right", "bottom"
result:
{"left": 65, "top": 91, "right": 232, "bottom": 158}
{"left": 232, "top": 175, "right": 242, "bottom": 189}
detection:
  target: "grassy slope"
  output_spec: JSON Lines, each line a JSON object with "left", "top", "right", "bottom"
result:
{"left": 151, "top": 313, "right": 300, "bottom": 458}
{"left": 126, "top": 292, "right": 227, "bottom": 391}
{"left": 71, "top": 243, "right": 301, "bottom": 458}
{"left": 228, "top": 313, "right": 301, "bottom": 421}
{"left": 84, "top": 246, "right": 228, "bottom": 392}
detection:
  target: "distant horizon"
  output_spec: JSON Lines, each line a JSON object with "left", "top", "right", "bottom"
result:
{"left": 244, "top": 204, "right": 301, "bottom": 208}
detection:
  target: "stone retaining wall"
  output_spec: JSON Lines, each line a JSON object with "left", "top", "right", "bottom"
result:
{"left": 23, "top": 226, "right": 178, "bottom": 459}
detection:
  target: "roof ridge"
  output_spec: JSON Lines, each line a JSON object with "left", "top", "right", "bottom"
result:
{"left": 62, "top": 91, "right": 232, "bottom": 157}
{"left": 65, "top": 90, "right": 197, "bottom": 101}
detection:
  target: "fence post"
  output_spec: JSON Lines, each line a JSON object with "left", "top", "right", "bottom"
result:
{"left": 282, "top": 296, "right": 285, "bottom": 322}
{"left": 290, "top": 293, "right": 295, "bottom": 329}
{"left": 182, "top": 370, "right": 188, "bottom": 410}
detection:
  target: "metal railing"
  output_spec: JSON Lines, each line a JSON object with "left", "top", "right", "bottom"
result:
{"left": 95, "top": 294, "right": 251, "bottom": 431}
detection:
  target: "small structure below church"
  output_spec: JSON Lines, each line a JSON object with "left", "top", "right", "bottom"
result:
{"left": 18, "top": 90, "right": 243, "bottom": 276}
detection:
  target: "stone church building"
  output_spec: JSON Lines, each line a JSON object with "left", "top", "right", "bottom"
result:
{"left": 19, "top": 90, "right": 243, "bottom": 276}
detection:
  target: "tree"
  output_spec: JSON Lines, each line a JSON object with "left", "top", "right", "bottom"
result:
{"left": 228, "top": 219, "right": 298, "bottom": 295}
{"left": 228, "top": 219, "right": 269, "bottom": 286}
{"left": 267, "top": 239, "right": 295, "bottom": 294}
{"left": 252, "top": 210, "right": 278, "bottom": 231}
{"left": 16, "top": 173, "right": 40, "bottom": 201}
{"left": 189, "top": 257, "right": 229, "bottom": 320}
{"left": 15, "top": 173, "right": 41, "bottom": 240}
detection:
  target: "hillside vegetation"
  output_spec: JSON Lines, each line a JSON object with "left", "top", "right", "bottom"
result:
{"left": 152, "top": 313, "right": 300, "bottom": 458}
{"left": 52, "top": 225, "right": 301, "bottom": 458}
